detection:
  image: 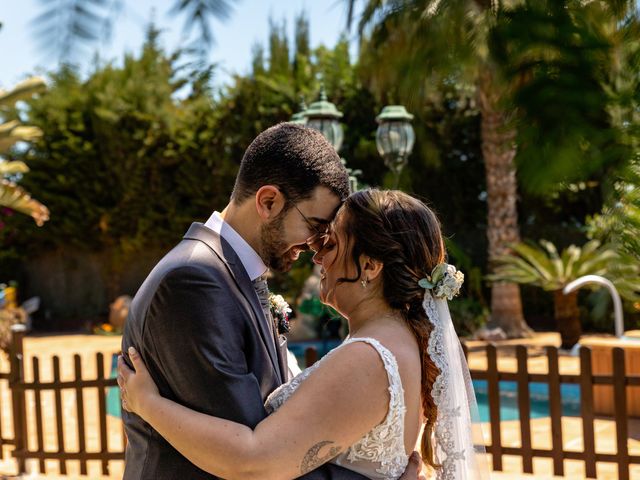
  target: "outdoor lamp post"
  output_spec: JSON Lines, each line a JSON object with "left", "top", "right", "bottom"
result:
{"left": 304, "top": 86, "right": 344, "bottom": 152}
{"left": 375, "top": 105, "right": 415, "bottom": 188}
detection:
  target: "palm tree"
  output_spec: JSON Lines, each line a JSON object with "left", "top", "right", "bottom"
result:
{"left": 32, "top": 0, "right": 238, "bottom": 62}
{"left": 347, "top": 0, "right": 532, "bottom": 337}
{"left": 0, "top": 78, "right": 49, "bottom": 226}
{"left": 347, "top": 0, "right": 640, "bottom": 337}
{"left": 489, "top": 239, "right": 640, "bottom": 348}
{"left": 488, "top": 0, "right": 640, "bottom": 191}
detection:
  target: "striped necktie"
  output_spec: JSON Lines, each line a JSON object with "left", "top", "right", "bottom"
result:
{"left": 252, "top": 275, "right": 271, "bottom": 320}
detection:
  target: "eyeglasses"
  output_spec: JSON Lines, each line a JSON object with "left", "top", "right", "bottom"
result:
{"left": 292, "top": 204, "right": 329, "bottom": 253}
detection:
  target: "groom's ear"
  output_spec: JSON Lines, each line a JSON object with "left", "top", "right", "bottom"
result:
{"left": 361, "top": 255, "right": 384, "bottom": 282}
{"left": 255, "top": 185, "right": 286, "bottom": 220}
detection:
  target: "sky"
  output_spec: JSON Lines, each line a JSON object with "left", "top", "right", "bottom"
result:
{"left": 0, "top": 0, "right": 359, "bottom": 89}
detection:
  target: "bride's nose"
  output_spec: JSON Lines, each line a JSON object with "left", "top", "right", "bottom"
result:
{"left": 312, "top": 250, "right": 323, "bottom": 265}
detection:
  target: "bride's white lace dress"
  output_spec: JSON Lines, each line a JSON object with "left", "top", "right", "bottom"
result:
{"left": 265, "top": 337, "right": 410, "bottom": 480}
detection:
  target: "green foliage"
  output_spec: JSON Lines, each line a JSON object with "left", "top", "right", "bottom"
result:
{"left": 351, "top": 0, "right": 486, "bottom": 103}
{"left": 489, "top": 239, "right": 640, "bottom": 302}
{"left": 0, "top": 77, "right": 49, "bottom": 225}
{"left": 6, "top": 10, "right": 629, "bottom": 328}
{"left": 351, "top": 0, "right": 640, "bottom": 195}
{"left": 588, "top": 158, "right": 640, "bottom": 263}
{"left": 1, "top": 17, "right": 379, "bottom": 315}
{"left": 448, "top": 297, "right": 489, "bottom": 337}
{"left": 5, "top": 28, "right": 237, "bottom": 268}
{"left": 490, "top": 0, "right": 640, "bottom": 192}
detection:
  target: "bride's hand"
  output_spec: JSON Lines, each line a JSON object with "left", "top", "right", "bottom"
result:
{"left": 398, "top": 451, "right": 428, "bottom": 480}
{"left": 117, "top": 347, "right": 159, "bottom": 416}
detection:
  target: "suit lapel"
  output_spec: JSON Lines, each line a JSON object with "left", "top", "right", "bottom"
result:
{"left": 183, "top": 223, "right": 283, "bottom": 384}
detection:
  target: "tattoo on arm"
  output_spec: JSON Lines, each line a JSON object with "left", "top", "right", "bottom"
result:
{"left": 300, "top": 440, "right": 343, "bottom": 475}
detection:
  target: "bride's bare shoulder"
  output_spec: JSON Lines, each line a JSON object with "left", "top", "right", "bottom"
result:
{"left": 358, "top": 327, "right": 422, "bottom": 387}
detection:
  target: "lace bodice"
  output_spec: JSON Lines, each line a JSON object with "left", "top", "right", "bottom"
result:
{"left": 265, "top": 337, "right": 409, "bottom": 480}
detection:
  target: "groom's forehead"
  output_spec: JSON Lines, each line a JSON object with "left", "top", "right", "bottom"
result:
{"left": 299, "top": 186, "right": 341, "bottom": 214}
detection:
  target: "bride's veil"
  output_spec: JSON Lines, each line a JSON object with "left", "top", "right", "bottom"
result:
{"left": 425, "top": 290, "right": 491, "bottom": 479}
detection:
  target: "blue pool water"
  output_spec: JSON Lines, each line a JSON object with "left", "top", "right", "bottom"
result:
{"left": 107, "top": 348, "right": 583, "bottom": 422}
{"left": 288, "top": 339, "right": 342, "bottom": 362}
{"left": 473, "top": 380, "right": 581, "bottom": 422}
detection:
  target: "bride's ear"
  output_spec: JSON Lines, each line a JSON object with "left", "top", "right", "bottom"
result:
{"left": 360, "top": 255, "right": 383, "bottom": 283}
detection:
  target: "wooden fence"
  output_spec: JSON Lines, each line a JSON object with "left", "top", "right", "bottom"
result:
{"left": 0, "top": 327, "right": 637, "bottom": 478}
{"left": 463, "top": 343, "right": 640, "bottom": 480}
{"left": 8, "top": 326, "right": 125, "bottom": 477}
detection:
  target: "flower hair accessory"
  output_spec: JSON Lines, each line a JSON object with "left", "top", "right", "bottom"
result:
{"left": 418, "top": 263, "right": 464, "bottom": 300}
{"left": 269, "top": 293, "right": 292, "bottom": 334}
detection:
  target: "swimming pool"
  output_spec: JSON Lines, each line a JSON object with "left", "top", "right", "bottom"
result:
{"left": 473, "top": 380, "right": 581, "bottom": 422}
{"left": 107, "top": 348, "right": 584, "bottom": 422}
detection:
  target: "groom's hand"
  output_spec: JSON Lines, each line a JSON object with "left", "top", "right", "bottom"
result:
{"left": 398, "top": 451, "right": 427, "bottom": 480}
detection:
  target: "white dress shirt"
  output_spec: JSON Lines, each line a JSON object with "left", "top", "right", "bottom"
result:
{"left": 203, "top": 211, "right": 267, "bottom": 281}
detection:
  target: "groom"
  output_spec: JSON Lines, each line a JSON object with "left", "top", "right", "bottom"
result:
{"left": 121, "top": 123, "right": 423, "bottom": 479}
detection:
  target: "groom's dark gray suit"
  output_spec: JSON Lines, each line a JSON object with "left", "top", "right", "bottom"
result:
{"left": 121, "top": 223, "right": 367, "bottom": 479}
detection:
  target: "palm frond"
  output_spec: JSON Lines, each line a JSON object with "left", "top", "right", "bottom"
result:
{"left": 0, "top": 122, "right": 43, "bottom": 154}
{"left": 509, "top": 241, "right": 555, "bottom": 282}
{"left": 540, "top": 239, "right": 565, "bottom": 280}
{"left": 490, "top": 0, "right": 640, "bottom": 192}
{"left": 0, "top": 180, "right": 50, "bottom": 226}
{"left": 349, "top": 0, "right": 486, "bottom": 103}
{"left": 169, "top": 0, "right": 235, "bottom": 47}
{"left": 0, "top": 161, "right": 29, "bottom": 176}
{"left": 0, "top": 77, "right": 46, "bottom": 107}
{"left": 489, "top": 254, "right": 552, "bottom": 288}
{"left": 488, "top": 239, "right": 633, "bottom": 293}
{"left": 31, "top": 0, "right": 117, "bottom": 61}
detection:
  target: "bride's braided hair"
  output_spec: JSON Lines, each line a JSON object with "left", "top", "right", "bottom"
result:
{"left": 337, "top": 189, "right": 444, "bottom": 469}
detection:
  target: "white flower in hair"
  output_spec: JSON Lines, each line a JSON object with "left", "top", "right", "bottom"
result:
{"left": 418, "top": 263, "right": 464, "bottom": 300}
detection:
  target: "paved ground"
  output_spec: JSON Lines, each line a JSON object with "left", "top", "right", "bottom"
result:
{"left": 0, "top": 332, "right": 637, "bottom": 479}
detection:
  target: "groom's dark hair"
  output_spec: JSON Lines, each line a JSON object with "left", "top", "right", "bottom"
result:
{"left": 231, "top": 123, "right": 350, "bottom": 205}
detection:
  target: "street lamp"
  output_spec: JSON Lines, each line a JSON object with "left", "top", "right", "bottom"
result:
{"left": 304, "top": 86, "right": 344, "bottom": 152}
{"left": 375, "top": 105, "right": 415, "bottom": 188}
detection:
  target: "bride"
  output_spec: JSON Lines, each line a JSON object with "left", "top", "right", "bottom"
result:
{"left": 118, "top": 189, "right": 485, "bottom": 480}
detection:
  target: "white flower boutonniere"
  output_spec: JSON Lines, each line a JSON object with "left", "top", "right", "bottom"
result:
{"left": 269, "top": 293, "right": 292, "bottom": 334}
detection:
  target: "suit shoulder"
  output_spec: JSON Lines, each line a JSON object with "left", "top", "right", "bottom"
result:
{"left": 153, "top": 240, "right": 228, "bottom": 281}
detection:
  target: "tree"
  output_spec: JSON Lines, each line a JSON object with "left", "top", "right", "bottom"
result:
{"left": 2, "top": 17, "right": 371, "bottom": 324}
{"left": 489, "top": 239, "right": 640, "bottom": 348}
{"left": 347, "top": 0, "right": 532, "bottom": 336}
{"left": 348, "top": 0, "right": 640, "bottom": 337}
{"left": 489, "top": 0, "right": 640, "bottom": 192}
{"left": 0, "top": 78, "right": 49, "bottom": 226}
{"left": 588, "top": 159, "right": 640, "bottom": 263}
{"left": 8, "top": 26, "right": 238, "bottom": 302}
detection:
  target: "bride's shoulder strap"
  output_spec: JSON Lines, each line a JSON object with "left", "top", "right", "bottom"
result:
{"left": 341, "top": 337, "right": 403, "bottom": 391}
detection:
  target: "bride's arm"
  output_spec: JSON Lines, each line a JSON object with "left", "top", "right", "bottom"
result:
{"left": 119, "top": 343, "right": 390, "bottom": 480}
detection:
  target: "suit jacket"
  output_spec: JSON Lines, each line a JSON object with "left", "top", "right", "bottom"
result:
{"left": 121, "top": 223, "right": 367, "bottom": 479}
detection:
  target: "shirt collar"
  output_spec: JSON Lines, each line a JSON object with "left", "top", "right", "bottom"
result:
{"left": 203, "top": 211, "right": 267, "bottom": 281}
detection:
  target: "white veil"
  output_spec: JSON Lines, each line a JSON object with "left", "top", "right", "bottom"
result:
{"left": 424, "top": 287, "right": 490, "bottom": 479}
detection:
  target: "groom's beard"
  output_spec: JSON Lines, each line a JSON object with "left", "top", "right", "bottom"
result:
{"left": 260, "top": 213, "right": 296, "bottom": 273}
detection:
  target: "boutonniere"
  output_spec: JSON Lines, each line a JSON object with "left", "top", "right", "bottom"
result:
{"left": 269, "top": 293, "right": 292, "bottom": 334}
